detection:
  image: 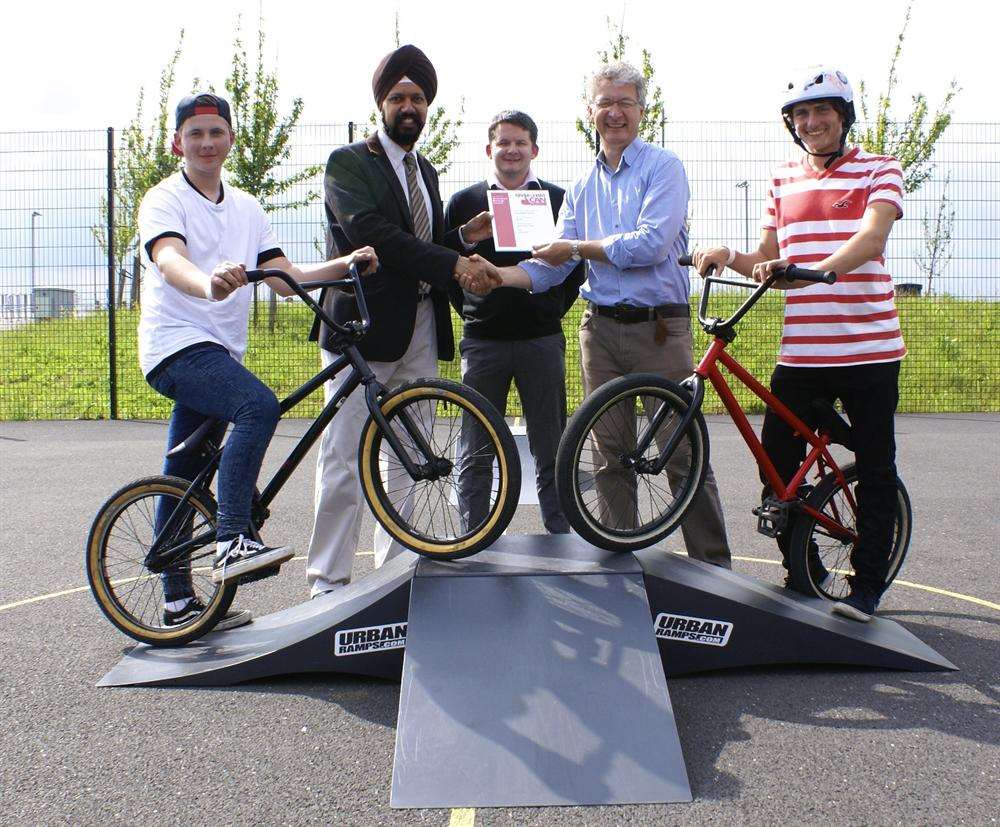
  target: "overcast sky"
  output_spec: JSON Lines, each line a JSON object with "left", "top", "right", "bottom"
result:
{"left": 2, "top": 0, "right": 984, "bottom": 132}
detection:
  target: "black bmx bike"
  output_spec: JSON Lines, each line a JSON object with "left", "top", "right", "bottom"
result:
{"left": 86, "top": 267, "right": 521, "bottom": 646}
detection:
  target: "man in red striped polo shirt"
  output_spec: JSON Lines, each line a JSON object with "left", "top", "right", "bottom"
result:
{"left": 694, "top": 67, "right": 905, "bottom": 622}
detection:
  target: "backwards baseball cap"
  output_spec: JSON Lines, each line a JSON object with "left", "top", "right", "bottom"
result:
{"left": 175, "top": 93, "right": 233, "bottom": 130}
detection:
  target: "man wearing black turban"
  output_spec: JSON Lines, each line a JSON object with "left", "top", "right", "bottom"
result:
{"left": 305, "top": 45, "right": 494, "bottom": 598}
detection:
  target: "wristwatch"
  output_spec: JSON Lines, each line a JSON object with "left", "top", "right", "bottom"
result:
{"left": 570, "top": 241, "right": 582, "bottom": 262}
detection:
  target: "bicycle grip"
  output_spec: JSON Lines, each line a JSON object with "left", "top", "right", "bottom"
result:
{"left": 677, "top": 254, "right": 719, "bottom": 278}
{"left": 781, "top": 265, "right": 836, "bottom": 284}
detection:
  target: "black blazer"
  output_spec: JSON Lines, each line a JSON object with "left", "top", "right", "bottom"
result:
{"left": 444, "top": 179, "right": 584, "bottom": 341}
{"left": 313, "top": 133, "right": 461, "bottom": 362}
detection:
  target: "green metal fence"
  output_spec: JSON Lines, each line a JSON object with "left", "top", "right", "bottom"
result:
{"left": 1, "top": 121, "right": 997, "bottom": 420}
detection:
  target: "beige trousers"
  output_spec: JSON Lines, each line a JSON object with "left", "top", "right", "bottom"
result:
{"left": 578, "top": 309, "right": 732, "bottom": 568}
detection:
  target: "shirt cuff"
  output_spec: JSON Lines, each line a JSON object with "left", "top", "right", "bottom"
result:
{"left": 601, "top": 235, "right": 628, "bottom": 269}
{"left": 457, "top": 226, "right": 476, "bottom": 251}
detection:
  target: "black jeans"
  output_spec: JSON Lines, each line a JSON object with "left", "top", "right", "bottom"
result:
{"left": 760, "top": 360, "right": 901, "bottom": 593}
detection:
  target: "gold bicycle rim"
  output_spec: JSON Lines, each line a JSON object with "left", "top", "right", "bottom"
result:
{"left": 88, "top": 481, "right": 224, "bottom": 642}
{"left": 360, "top": 387, "right": 509, "bottom": 554}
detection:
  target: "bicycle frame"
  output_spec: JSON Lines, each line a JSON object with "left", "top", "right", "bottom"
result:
{"left": 145, "top": 269, "right": 442, "bottom": 572}
{"left": 650, "top": 267, "right": 858, "bottom": 544}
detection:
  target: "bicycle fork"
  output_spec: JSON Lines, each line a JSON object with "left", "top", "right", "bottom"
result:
{"left": 363, "top": 382, "right": 453, "bottom": 482}
{"left": 624, "top": 375, "right": 705, "bottom": 475}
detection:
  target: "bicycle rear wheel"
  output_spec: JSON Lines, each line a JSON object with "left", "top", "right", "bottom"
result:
{"left": 358, "top": 378, "right": 520, "bottom": 559}
{"left": 787, "top": 463, "right": 912, "bottom": 599}
{"left": 556, "top": 373, "right": 709, "bottom": 552}
{"left": 86, "top": 475, "right": 236, "bottom": 646}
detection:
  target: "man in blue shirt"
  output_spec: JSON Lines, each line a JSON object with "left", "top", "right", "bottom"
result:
{"left": 475, "top": 61, "right": 731, "bottom": 568}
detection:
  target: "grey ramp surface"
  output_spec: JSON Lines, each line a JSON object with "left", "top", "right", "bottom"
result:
{"left": 636, "top": 550, "right": 958, "bottom": 675}
{"left": 392, "top": 570, "right": 691, "bottom": 808}
{"left": 416, "top": 531, "right": 642, "bottom": 577}
{"left": 97, "top": 553, "right": 416, "bottom": 687}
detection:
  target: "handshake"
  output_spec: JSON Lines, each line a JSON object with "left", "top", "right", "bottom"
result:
{"left": 454, "top": 254, "right": 503, "bottom": 296}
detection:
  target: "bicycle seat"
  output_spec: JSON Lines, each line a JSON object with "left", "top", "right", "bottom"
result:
{"left": 165, "top": 418, "right": 221, "bottom": 458}
{"left": 810, "top": 400, "right": 854, "bottom": 450}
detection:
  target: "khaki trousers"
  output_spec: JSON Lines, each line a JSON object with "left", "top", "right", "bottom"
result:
{"left": 305, "top": 300, "right": 437, "bottom": 596}
{"left": 578, "top": 309, "right": 732, "bottom": 568}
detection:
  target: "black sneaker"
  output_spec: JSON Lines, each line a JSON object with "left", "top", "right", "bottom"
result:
{"left": 832, "top": 587, "right": 879, "bottom": 622}
{"left": 783, "top": 568, "right": 835, "bottom": 595}
{"left": 212, "top": 534, "right": 293, "bottom": 584}
{"left": 162, "top": 597, "right": 252, "bottom": 631}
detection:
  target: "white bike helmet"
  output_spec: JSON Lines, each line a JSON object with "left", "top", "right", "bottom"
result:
{"left": 781, "top": 67, "right": 856, "bottom": 166}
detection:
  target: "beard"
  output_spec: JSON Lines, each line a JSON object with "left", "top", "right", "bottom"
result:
{"left": 383, "top": 110, "right": 425, "bottom": 147}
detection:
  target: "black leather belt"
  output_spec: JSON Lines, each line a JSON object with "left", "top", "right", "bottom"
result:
{"left": 588, "top": 301, "right": 689, "bottom": 323}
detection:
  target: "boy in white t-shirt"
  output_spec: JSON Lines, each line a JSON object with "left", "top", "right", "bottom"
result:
{"left": 694, "top": 68, "right": 905, "bottom": 623}
{"left": 139, "top": 93, "right": 376, "bottom": 629}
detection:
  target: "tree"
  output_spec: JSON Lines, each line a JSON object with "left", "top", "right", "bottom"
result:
{"left": 575, "top": 16, "right": 665, "bottom": 154}
{"left": 851, "top": 1, "right": 959, "bottom": 193}
{"left": 365, "top": 11, "right": 464, "bottom": 174}
{"left": 93, "top": 32, "right": 184, "bottom": 307}
{"left": 915, "top": 175, "right": 955, "bottom": 295}
{"left": 223, "top": 17, "right": 323, "bottom": 329}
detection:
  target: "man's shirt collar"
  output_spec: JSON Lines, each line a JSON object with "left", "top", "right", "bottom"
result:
{"left": 377, "top": 128, "right": 413, "bottom": 168}
{"left": 597, "top": 136, "right": 646, "bottom": 174}
{"left": 487, "top": 169, "right": 540, "bottom": 190}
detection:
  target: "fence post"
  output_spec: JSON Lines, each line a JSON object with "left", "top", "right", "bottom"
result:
{"left": 106, "top": 127, "right": 118, "bottom": 420}
{"left": 661, "top": 114, "right": 666, "bottom": 147}
{"left": 348, "top": 121, "right": 355, "bottom": 144}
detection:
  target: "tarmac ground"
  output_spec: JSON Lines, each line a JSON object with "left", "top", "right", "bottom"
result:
{"left": 1, "top": 414, "right": 997, "bottom": 825}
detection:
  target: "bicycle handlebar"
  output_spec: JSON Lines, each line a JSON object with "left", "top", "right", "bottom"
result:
{"left": 245, "top": 263, "right": 371, "bottom": 340}
{"left": 677, "top": 254, "right": 835, "bottom": 285}
{"left": 677, "top": 252, "right": 837, "bottom": 337}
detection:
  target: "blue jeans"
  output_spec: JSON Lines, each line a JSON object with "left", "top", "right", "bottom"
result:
{"left": 148, "top": 344, "right": 280, "bottom": 602}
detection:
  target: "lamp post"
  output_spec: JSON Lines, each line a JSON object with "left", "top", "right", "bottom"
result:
{"left": 735, "top": 181, "right": 749, "bottom": 251}
{"left": 30, "top": 210, "right": 41, "bottom": 319}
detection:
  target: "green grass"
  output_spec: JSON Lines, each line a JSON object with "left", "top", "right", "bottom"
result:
{"left": 1, "top": 295, "right": 997, "bottom": 420}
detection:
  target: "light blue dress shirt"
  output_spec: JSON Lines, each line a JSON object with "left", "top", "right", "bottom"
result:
{"left": 519, "top": 137, "right": 691, "bottom": 306}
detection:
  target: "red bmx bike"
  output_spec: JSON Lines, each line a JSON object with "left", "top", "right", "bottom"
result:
{"left": 555, "top": 257, "right": 911, "bottom": 600}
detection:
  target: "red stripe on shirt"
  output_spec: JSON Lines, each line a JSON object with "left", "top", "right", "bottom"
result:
{"left": 779, "top": 347, "right": 907, "bottom": 365}
{"left": 783, "top": 231, "right": 856, "bottom": 244}
{"left": 786, "top": 290, "right": 897, "bottom": 304}
{"left": 783, "top": 309, "right": 899, "bottom": 324}
{"left": 782, "top": 329, "right": 903, "bottom": 345}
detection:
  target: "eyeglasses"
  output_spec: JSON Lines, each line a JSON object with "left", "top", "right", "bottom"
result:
{"left": 592, "top": 98, "right": 640, "bottom": 111}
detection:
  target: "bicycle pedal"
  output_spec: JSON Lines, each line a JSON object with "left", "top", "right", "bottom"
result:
{"left": 238, "top": 563, "right": 281, "bottom": 585}
{"left": 752, "top": 504, "right": 784, "bottom": 538}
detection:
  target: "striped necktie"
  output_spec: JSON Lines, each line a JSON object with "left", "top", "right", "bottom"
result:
{"left": 403, "top": 153, "right": 432, "bottom": 242}
{"left": 403, "top": 152, "right": 432, "bottom": 294}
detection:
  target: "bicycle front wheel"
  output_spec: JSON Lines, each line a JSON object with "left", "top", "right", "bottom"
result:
{"left": 556, "top": 373, "right": 709, "bottom": 552}
{"left": 788, "top": 463, "right": 912, "bottom": 599}
{"left": 86, "top": 475, "right": 237, "bottom": 647}
{"left": 358, "top": 378, "right": 521, "bottom": 559}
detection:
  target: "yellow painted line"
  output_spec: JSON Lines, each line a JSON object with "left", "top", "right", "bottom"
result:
{"left": 2, "top": 551, "right": 995, "bottom": 614}
{"left": 728, "top": 553, "right": 1000, "bottom": 611}
{"left": 449, "top": 808, "right": 475, "bottom": 827}
{"left": 891, "top": 578, "right": 1000, "bottom": 611}
{"left": 0, "top": 585, "right": 93, "bottom": 612}
{"left": 0, "top": 552, "right": 374, "bottom": 613}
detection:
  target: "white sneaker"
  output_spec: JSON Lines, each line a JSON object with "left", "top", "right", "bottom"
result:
{"left": 212, "top": 534, "right": 293, "bottom": 583}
